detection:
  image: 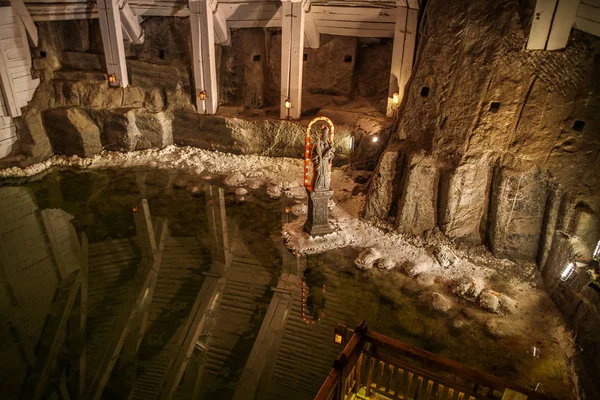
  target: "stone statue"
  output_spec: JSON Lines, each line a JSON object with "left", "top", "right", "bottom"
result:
{"left": 304, "top": 119, "right": 335, "bottom": 236}
{"left": 311, "top": 125, "right": 335, "bottom": 191}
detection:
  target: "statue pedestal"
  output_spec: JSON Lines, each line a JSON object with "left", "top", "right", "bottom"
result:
{"left": 304, "top": 189, "right": 333, "bottom": 236}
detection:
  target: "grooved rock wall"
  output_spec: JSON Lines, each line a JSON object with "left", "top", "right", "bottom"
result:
{"left": 367, "top": 0, "right": 600, "bottom": 261}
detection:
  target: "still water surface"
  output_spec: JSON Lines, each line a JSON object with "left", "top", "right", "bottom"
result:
{"left": 0, "top": 168, "right": 571, "bottom": 399}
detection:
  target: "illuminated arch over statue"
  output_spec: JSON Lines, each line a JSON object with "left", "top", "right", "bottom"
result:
{"left": 304, "top": 116, "right": 335, "bottom": 191}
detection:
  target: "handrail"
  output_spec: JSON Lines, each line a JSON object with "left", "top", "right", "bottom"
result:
{"left": 315, "top": 322, "right": 556, "bottom": 400}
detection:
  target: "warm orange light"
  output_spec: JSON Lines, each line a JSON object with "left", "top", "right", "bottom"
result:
{"left": 199, "top": 91, "right": 207, "bottom": 100}
{"left": 284, "top": 99, "right": 292, "bottom": 109}
{"left": 285, "top": 207, "right": 290, "bottom": 214}
{"left": 334, "top": 333, "right": 343, "bottom": 344}
{"left": 108, "top": 74, "right": 116, "bottom": 84}
{"left": 392, "top": 92, "right": 399, "bottom": 104}
{"left": 132, "top": 207, "right": 138, "bottom": 213}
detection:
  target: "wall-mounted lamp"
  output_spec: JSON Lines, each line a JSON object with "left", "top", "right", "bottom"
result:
{"left": 199, "top": 90, "right": 207, "bottom": 100}
{"left": 284, "top": 99, "right": 292, "bottom": 109}
{"left": 392, "top": 92, "right": 399, "bottom": 104}
{"left": 108, "top": 74, "right": 117, "bottom": 85}
{"left": 371, "top": 136, "right": 379, "bottom": 143}
{"left": 560, "top": 262, "right": 575, "bottom": 281}
{"left": 334, "top": 323, "right": 346, "bottom": 344}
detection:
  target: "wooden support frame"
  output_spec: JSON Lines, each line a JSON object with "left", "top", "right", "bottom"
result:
{"left": 527, "top": 0, "right": 559, "bottom": 49}
{"left": 213, "top": 4, "right": 230, "bottom": 46}
{"left": 78, "top": 233, "right": 89, "bottom": 399}
{"left": 304, "top": 7, "right": 320, "bottom": 49}
{"left": 83, "top": 200, "right": 169, "bottom": 400}
{"left": 21, "top": 272, "right": 82, "bottom": 400}
{"left": 190, "top": 0, "right": 219, "bottom": 114}
{"left": 97, "top": 0, "right": 128, "bottom": 87}
{"left": 11, "top": 0, "right": 38, "bottom": 46}
{"left": 546, "top": 0, "right": 581, "bottom": 50}
{"left": 118, "top": 0, "right": 145, "bottom": 44}
{"left": 232, "top": 273, "right": 298, "bottom": 399}
{"left": 280, "top": 0, "right": 306, "bottom": 120}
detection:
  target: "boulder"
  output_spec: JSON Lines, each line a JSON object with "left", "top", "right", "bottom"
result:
{"left": 224, "top": 173, "right": 246, "bottom": 186}
{"left": 453, "top": 277, "right": 485, "bottom": 302}
{"left": 431, "top": 292, "right": 453, "bottom": 314}
{"left": 479, "top": 290, "right": 500, "bottom": 313}
{"left": 355, "top": 248, "right": 381, "bottom": 269}
{"left": 267, "top": 185, "right": 281, "bottom": 198}
{"left": 16, "top": 107, "right": 53, "bottom": 162}
{"left": 236, "top": 188, "right": 248, "bottom": 196}
{"left": 134, "top": 111, "right": 173, "bottom": 149}
{"left": 397, "top": 152, "right": 439, "bottom": 235}
{"left": 377, "top": 258, "right": 396, "bottom": 270}
{"left": 291, "top": 203, "right": 307, "bottom": 216}
{"left": 43, "top": 108, "right": 102, "bottom": 157}
{"left": 87, "top": 109, "right": 141, "bottom": 152}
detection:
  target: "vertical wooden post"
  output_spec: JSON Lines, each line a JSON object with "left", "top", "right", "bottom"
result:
{"left": 79, "top": 232, "right": 89, "bottom": 399}
{"left": 527, "top": 0, "right": 559, "bottom": 49}
{"left": 546, "top": 0, "right": 581, "bottom": 50}
{"left": 387, "top": 6, "right": 407, "bottom": 117}
{"left": 190, "top": 0, "right": 218, "bottom": 114}
{"left": 280, "top": 0, "right": 306, "bottom": 120}
{"left": 97, "top": 0, "right": 128, "bottom": 87}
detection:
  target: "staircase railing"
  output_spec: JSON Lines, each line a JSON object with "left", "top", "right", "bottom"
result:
{"left": 315, "top": 322, "right": 555, "bottom": 400}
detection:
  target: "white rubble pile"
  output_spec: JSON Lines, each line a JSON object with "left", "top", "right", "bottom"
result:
{"left": 355, "top": 248, "right": 381, "bottom": 269}
{"left": 225, "top": 172, "right": 246, "bottom": 186}
{"left": 291, "top": 204, "right": 307, "bottom": 216}
{"left": 431, "top": 292, "right": 453, "bottom": 314}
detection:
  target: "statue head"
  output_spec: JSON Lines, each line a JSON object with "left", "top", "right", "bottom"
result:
{"left": 319, "top": 124, "right": 330, "bottom": 142}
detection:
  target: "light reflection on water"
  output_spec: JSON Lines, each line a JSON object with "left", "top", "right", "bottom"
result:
{"left": 0, "top": 168, "right": 571, "bottom": 399}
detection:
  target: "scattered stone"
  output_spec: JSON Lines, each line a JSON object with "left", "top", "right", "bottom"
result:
{"left": 377, "top": 258, "right": 396, "bottom": 270}
{"left": 434, "top": 246, "right": 457, "bottom": 267}
{"left": 173, "top": 178, "right": 187, "bottom": 188}
{"left": 224, "top": 172, "right": 246, "bottom": 186}
{"left": 453, "top": 277, "right": 485, "bottom": 302}
{"left": 248, "top": 180, "right": 261, "bottom": 190}
{"left": 281, "top": 181, "right": 300, "bottom": 190}
{"left": 201, "top": 175, "right": 212, "bottom": 180}
{"left": 285, "top": 186, "right": 307, "bottom": 200}
{"left": 235, "top": 188, "right": 248, "bottom": 196}
{"left": 416, "top": 274, "right": 437, "bottom": 289}
{"left": 291, "top": 204, "right": 307, "bottom": 216}
{"left": 479, "top": 290, "right": 500, "bottom": 313}
{"left": 267, "top": 185, "right": 281, "bottom": 198}
{"left": 355, "top": 248, "right": 381, "bottom": 270}
{"left": 451, "top": 317, "right": 467, "bottom": 330}
{"left": 499, "top": 294, "right": 518, "bottom": 314}
{"left": 431, "top": 292, "right": 453, "bottom": 315}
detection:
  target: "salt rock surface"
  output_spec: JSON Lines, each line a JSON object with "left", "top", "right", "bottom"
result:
{"left": 479, "top": 290, "right": 500, "bottom": 313}
{"left": 291, "top": 204, "right": 307, "bottom": 216}
{"left": 453, "top": 277, "right": 485, "bottom": 301}
{"left": 235, "top": 188, "right": 248, "bottom": 196}
{"left": 431, "top": 292, "right": 453, "bottom": 314}
{"left": 377, "top": 258, "right": 396, "bottom": 270}
{"left": 224, "top": 172, "right": 246, "bottom": 186}
{"left": 499, "top": 294, "right": 518, "bottom": 314}
{"left": 355, "top": 248, "right": 381, "bottom": 269}
{"left": 267, "top": 185, "right": 281, "bottom": 198}
{"left": 416, "top": 273, "right": 436, "bottom": 289}
{"left": 328, "top": 199, "right": 336, "bottom": 210}
{"left": 485, "top": 319, "right": 509, "bottom": 339}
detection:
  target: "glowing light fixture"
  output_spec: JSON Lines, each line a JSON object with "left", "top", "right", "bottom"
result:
{"left": 371, "top": 136, "right": 379, "bottom": 143}
{"left": 199, "top": 91, "right": 207, "bottom": 100}
{"left": 532, "top": 346, "right": 540, "bottom": 358}
{"left": 334, "top": 323, "right": 346, "bottom": 344}
{"left": 560, "top": 262, "right": 575, "bottom": 281}
{"left": 108, "top": 74, "right": 116, "bottom": 85}
{"left": 284, "top": 99, "right": 292, "bottom": 109}
{"left": 132, "top": 206, "right": 138, "bottom": 213}
{"left": 392, "top": 92, "right": 399, "bottom": 104}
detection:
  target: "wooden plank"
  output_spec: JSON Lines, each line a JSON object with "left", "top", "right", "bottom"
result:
{"left": 387, "top": 5, "right": 406, "bottom": 116}
{"left": 83, "top": 205, "right": 169, "bottom": 400}
{"left": 317, "top": 26, "right": 395, "bottom": 37}
{"left": 527, "top": 0, "right": 558, "bottom": 49}
{"left": 21, "top": 273, "right": 81, "bottom": 400}
{"left": 577, "top": 3, "right": 600, "bottom": 21}
{"left": 398, "top": 7, "right": 416, "bottom": 101}
{"left": 79, "top": 233, "right": 89, "bottom": 399}
{"left": 190, "top": 0, "right": 219, "bottom": 114}
{"left": 547, "top": 0, "right": 581, "bottom": 50}
{"left": 312, "top": 5, "right": 397, "bottom": 18}
{"left": 315, "top": 20, "right": 395, "bottom": 30}
{"left": 582, "top": 0, "right": 600, "bottom": 7}
{"left": 0, "top": 22, "right": 20, "bottom": 118}
{"left": 304, "top": 8, "right": 320, "bottom": 48}
{"left": 158, "top": 275, "right": 223, "bottom": 399}
{"left": 11, "top": 0, "right": 39, "bottom": 46}
{"left": 120, "top": 1, "right": 145, "bottom": 44}
{"left": 280, "top": 0, "right": 305, "bottom": 119}
{"left": 574, "top": 15, "right": 600, "bottom": 34}
{"left": 213, "top": 5, "right": 231, "bottom": 46}
{"left": 98, "top": 0, "right": 128, "bottom": 87}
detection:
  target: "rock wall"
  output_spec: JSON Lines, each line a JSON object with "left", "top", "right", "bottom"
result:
{"left": 367, "top": 0, "right": 600, "bottom": 262}
{"left": 2, "top": 19, "right": 393, "bottom": 170}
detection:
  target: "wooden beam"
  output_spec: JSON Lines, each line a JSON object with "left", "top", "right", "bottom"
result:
{"left": 205, "top": 185, "right": 231, "bottom": 267}
{"left": 0, "top": 8, "right": 21, "bottom": 118}
{"left": 574, "top": 15, "right": 600, "bottom": 36}
{"left": 280, "top": 0, "right": 306, "bottom": 119}
{"left": 398, "top": 7, "right": 417, "bottom": 105}
{"left": 158, "top": 274, "right": 223, "bottom": 400}
{"left": 21, "top": 272, "right": 81, "bottom": 400}
{"left": 83, "top": 201, "right": 169, "bottom": 400}
{"left": 190, "top": 0, "right": 218, "bottom": 114}
{"left": 547, "top": 0, "right": 581, "bottom": 50}
{"left": 387, "top": 6, "right": 407, "bottom": 116}
{"left": 79, "top": 232, "right": 89, "bottom": 399}
{"left": 232, "top": 273, "right": 297, "bottom": 399}
{"left": 527, "top": 0, "right": 558, "bottom": 49}
{"left": 118, "top": 0, "right": 145, "bottom": 44}
{"left": 213, "top": 4, "right": 230, "bottom": 46}
{"left": 304, "top": 8, "right": 320, "bottom": 48}
{"left": 97, "top": 0, "right": 128, "bottom": 87}
{"left": 11, "top": 0, "right": 39, "bottom": 46}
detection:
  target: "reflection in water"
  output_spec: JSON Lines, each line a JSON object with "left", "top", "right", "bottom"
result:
{"left": 0, "top": 169, "right": 572, "bottom": 400}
